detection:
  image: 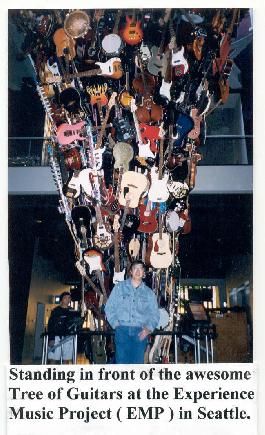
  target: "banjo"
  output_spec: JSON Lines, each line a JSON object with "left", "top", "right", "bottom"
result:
{"left": 101, "top": 10, "right": 123, "bottom": 56}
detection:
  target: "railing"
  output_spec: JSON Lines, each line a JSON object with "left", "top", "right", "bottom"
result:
{"left": 8, "top": 135, "right": 253, "bottom": 167}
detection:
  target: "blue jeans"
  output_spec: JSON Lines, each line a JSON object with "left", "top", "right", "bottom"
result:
{"left": 115, "top": 326, "right": 147, "bottom": 364}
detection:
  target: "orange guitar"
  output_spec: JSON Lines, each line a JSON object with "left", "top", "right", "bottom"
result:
{"left": 121, "top": 10, "right": 143, "bottom": 46}
{"left": 53, "top": 28, "right": 76, "bottom": 59}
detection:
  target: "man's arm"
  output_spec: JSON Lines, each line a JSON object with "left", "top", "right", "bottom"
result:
{"left": 104, "top": 285, "right": 120, "bottom": 329}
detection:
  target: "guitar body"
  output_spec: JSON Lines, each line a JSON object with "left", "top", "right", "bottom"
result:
{"left": 139, "top": 123, "right": 160, "bottom": 154}
{"left": 53, "top": 28, "right": 76, "bottom": 59}
{"left": 93, "top": 224, "right": 113, "bottom": 250}
{"left": 172, "top": 112, "right": 194, "bottom": 148}
{"left": 113, "top": 142, "right": 134, "bottom": 172}
{"left": 148, "top": 167, "right": 169, "bottom": 203}
{"left": 165, "top": 210, "right": 185, "bottom": 233}
{"left": 96, "top": 58, "right": 123, "bottom": 80}
{"left": 78, "top": 168, "right": 94, "bottom": 197}
{"left": 147, "top": 46, "right": 163, "bottom": 76}
{"left": 113, "top": 269, "right": 126, "bottom": 285}
{"left": 138, "top": 204, "right": 158, "bottom": 233}
{"left": 71, "top": 205, "right": 94, "bottom": 241}
{"left": 188, "top": 108, "right": 202, "bottom": 139}
{"left": 128, "top": 238, "right": 141, "bottom": 259}
{"left": 119, "top": 90, "right": 133, "bottom": 109}
{"left": 150, "top": 233, "right": 172, "bottom": 269}
{"left": 83, "top": 249, "right": 106, "bottom": 273}
{"left": 167, "top": 180, "right": 189, "bottom": 199}
{"left": 171, "top": 47, "right": 189, "bottom": 76}
{"left": 118, "top": 171, "right": 148, "bottom": 208}
{"left": 121, "top": 16, "right": 143, "bottom": 46}
{"left": 91, "top": 336, "right": 107, "bottom": 363}
{"left": 121, "top": 213, "right": 140, "bottom": 238}
{"left": 64, "top": 147, "right": 82, "bottom": 170}
{"left": 159, "top": 79, "right": 172, "bottom": 101}
{"left": 63, "top": 172, "right": 81, "bottom": 199}
{"left": 57, "top": 121, "right": 85, "bottom": 146}
{"left": 86, "top": 82, "right": 108, "bottom": 106}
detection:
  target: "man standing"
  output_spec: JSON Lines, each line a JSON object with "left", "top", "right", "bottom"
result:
{"left": 105, "top": 261, "right": 159, "bottom": 364}
{"left": 48, "top": 291, "right": 75, "bottom": 364}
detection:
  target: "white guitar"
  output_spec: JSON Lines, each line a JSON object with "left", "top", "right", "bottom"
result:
{"left": 93, "top": 201, "right": 113, "bottom": 250}
{"left": 148, "top": 125, "right": 169, "bottom": 203}
{"left": 150, "top": 210, "right": 172, "bottom": 269}
{"left": 131, "top": 99, "right": 155, "bottom": 159}
{"left": 113, "top": 215, "right": 126, "bottom": 284}
{"left": 45, "top": 58, "right": 123, "bottom": 83}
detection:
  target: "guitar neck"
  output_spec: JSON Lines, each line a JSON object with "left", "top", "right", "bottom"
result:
{"left": 96, "top": 271, "right": 108, "bottom": 303}
{"left": 158, "top": 137, "right": 165, "bottom": 179}
{"left": 113, "top": 9, "right": 122, "bottom": 34}
{"left": 67, "top": 67, "right": 102, "bottom": 81}
{"left": 158, "top": 209, "right": 163, "bottom": 240}
{"left": 114, "top": 232, "right": 121, "bottom": 272}
{"left": 132, "top": 111, "right": 143, "bottom": 144}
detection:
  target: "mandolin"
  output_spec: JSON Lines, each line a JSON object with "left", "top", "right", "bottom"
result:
{"left": 150, "top": 208, "right": 172, "bottom": 269}
{"left": 121, "top": 10, "right": 143, "bottom": 46}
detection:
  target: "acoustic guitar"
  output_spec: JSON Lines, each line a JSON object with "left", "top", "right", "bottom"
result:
{"left": 150, "top": 208, "right": 172, "bottom": 269}
{"left": 118, "top": 170, "right": 149, "bottom": 209}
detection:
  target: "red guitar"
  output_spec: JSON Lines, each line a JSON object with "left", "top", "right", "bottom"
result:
{"left": 57, "top": 121, "right": 85, "bottom": 147}
{"left": 139, "top": 123, "right": 160, "bottom": 154}
{"left": 121, "top": 10, "right": 143, "bottom": 46}
{"left": 138, "top": 201, "right": 158, "bottom": 233}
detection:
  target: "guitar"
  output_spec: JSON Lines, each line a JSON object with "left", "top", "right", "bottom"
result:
{"left": 159, "top": 49, "right": 172, "bottom": 102}
{"left": 131, "top": 99, "right": 155, "bottom": 159}
{"left": 71, "top": 205, "right": 94, "bottom": 245}
{"left": 165, "top": 209, "right": 186, "bottom": 233}
{"left": 113, "top": 141, "right": 134, "bottom": 172}
{"left": 92, "top": 200, "right": 113, "bottom": 251}
{"left": 150, "top": 208, "right": 172, "bottom": 269}
{"left": 121, "top": 10, "right": 143, "bottom": 46}
{"left": 128, "top": 236, "right": 141, "bottom": 260}
{"left": 139, "top": 123, "right": 161, "bottom": 154}
{"left": 169, "top": 18, "right": 189, "bottom": 76}
{"left": 64, "top": 147, "right": 82, "bottom": 171}
{"left": 56, "top": 120, "right": 85, "bottom": 147}
{"left": 148, "top": 125, "right": 170, "bottom": 203}
{"left": 83, "top": 249, "right": 107, "bottom": 303}
{"left": 167, "top": 180, "right": 189, "bottom": 199}
{"left": 53, "top": 27, "right": 76, "bottom": 59}
{"left": 119, "top": 71, "right": 133, "bottom": 109}
{"left": 112, "top": 215, "right": 126, "bottom": 284}
{"left": 120, "top": 192, "right": 140, "bottom": 239}
{"left": 138, "top": 201, "right": 158, "bottom": 233}
{"left": 212, "top": 9, "right": 240, "bottom": 75}
{"left": 45, "top": 57, "right": 123, "bottom": 83}
{"left": 86, "top": 82, "right": 108, "bottom": 106}
{"left": 147, "top": 9, "right": 172, "bottom": 76}
{"left": 118, "top": 170, "right": 149, "bottom": 208}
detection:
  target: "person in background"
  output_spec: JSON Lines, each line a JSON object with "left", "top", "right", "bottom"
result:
{"left": 105, "top": 260, "right": 159, "bottom": 364}
{"left": 47, "top": 291, "right": 75, "bottom": 364}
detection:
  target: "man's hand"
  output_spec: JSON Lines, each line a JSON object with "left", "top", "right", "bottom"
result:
{"left": 138, "top": 327, "right": 151, "bottom": 341}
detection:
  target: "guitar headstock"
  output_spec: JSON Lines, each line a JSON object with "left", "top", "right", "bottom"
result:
{"left": 108, "top": 92, "right": 117, "bottom": 109}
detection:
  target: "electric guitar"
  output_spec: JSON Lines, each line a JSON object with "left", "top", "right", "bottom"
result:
{"left": 147, "top": 9, "right": 172, "bottom": 76}
{"left": 121, "top": 10, "right": 143, "bottom": 46}
{"left": 83, "top": 249, "right": 107, "bottom": 303}
{"left": 56, "top": 120, "right": 85, "bottom": 147}
{"left": 45, "top": 58, "right": 123, "bottom": 83}
{"left": 92, "top": 199, "right": 113, "bottom": 251}
{"left": 131, "top": 99, "right": 155, "bottom": 159}
{"left": 112, "top": 215, "right": 126, "bottom": 284}
{"left": 148, "top": 124, "right": 170, "bottom": 203}
{"left": 150, "top": 208, "right": 172, "bottom": 269}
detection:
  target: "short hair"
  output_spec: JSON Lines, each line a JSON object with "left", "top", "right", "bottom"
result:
{"left": 129, "top": 260, "right": 146, "bottom": 272}
{"left": 59, "top": 291, "right": 71, "bottom": 302}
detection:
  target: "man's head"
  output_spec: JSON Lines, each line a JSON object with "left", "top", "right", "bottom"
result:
{"left": 59, "top": 291, "right": 71, "bottom": 308}
{"left": 130, "top": 260, "right": 145, "bottom": 282}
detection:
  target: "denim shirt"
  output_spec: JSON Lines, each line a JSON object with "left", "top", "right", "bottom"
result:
{"left": 105, "top": 279, "right": 160, "bottom": 331}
